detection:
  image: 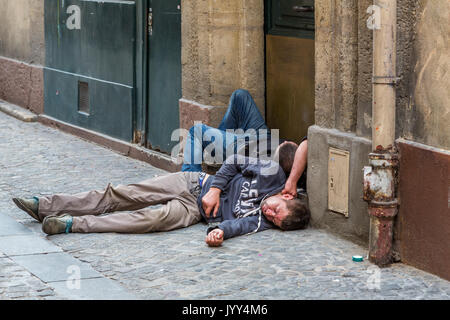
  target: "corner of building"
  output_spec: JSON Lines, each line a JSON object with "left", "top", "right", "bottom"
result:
{"left": 307, "top": 125, "right": 372, "bottom": 245}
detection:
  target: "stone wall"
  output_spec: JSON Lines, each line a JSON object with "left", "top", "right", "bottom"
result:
{"left": 0, "top": 58, "right": 44, "bottom": 114}
{"left": 0, "top": 0, "right": 45, "bottom": 65}
{"left": 180, "top": 0, "right": 265, "bottom": 129}
{"left": 315, "top": 0, "right": 449, "bottom": 149}
{"left": 399, "top": 0, "right": 449, "bottom": 150}
{"left": 315, "top": 0, "right": 359, "bottom": 133}
{"left": 310, "top": 0, "right": 449, "bottom": 243}
{"left": 0, "top": 0, "right": 44, "bottom": 114}
{"left": 312, "top": 0, "right": 372, "bottom": 243}
{"left": 307, "top": 125, "right": 372, "bottom": 244}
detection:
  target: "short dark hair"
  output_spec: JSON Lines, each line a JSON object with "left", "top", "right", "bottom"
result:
{"left": 277, "top": 142, "right": 298, "bottom": 176}
{"left": 280, "top": 198, "right": 310, "bottom": 231}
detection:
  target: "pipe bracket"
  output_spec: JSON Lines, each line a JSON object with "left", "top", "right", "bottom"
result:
{"left": 372, "top": 76, "right": 402, "bottom": 86}
{"left": 368, "top": 204, "right": 398, "bottom": 219}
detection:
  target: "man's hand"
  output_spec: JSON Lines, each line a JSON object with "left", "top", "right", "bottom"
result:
{"left": 282, "top": 140, "right": 307, "bottom": 197}
{"left": 201, "top": 187, "right": 221, "bottom": 218}
{"left": 205, "top": 229, "right": 224, "bottom": 247}
{"left": 282, "top": 179, "right": 298, "bottom": 197}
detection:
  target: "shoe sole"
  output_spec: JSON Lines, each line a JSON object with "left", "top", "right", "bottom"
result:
{"left": 12, "top": 198, "right": 41, "bottom": 222}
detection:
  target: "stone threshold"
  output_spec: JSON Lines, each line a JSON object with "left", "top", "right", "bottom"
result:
{"left": 0, "top": 100, "right": 38, "bottom": 123}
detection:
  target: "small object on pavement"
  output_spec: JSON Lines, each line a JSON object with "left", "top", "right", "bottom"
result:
{"left": 352, "top": 255, "right": 364, "bottom": 262}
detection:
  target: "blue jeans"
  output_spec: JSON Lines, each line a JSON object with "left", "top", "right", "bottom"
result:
{"left": 182, "top": 89, "right": 269, "bottom": 172}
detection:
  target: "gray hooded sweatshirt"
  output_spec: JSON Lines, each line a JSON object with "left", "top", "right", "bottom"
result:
{"left": 197, "top": 155, "right": 287, "bottom": 239}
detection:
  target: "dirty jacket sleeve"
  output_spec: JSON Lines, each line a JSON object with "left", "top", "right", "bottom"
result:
{"left": 207, "top": 215, "right": 274, "bottom": 240}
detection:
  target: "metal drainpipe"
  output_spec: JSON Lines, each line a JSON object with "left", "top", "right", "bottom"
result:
{"left": 363, "top": 0, "right": 400, "bottom": 266}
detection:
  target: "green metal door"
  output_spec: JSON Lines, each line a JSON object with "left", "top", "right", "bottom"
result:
{"left": 146, "top": 0, "right": 182, "bottom": 154}
{"left": 44, "top": 0, "right": 136, "bottom": 142}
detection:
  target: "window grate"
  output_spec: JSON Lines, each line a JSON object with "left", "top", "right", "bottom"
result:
{"left": 78, "top": 81, "right": 90, "bottom": 114}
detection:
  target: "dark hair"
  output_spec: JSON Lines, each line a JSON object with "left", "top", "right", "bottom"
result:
{"left": 277, "top": 142, "right": 298, "bottom": 176}
{"left": 280, "top": 198, "right": 310, "bottom": 231}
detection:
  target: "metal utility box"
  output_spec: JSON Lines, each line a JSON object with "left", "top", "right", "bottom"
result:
{"left": 328, "top": 147, "right": 350, "bottom": 217}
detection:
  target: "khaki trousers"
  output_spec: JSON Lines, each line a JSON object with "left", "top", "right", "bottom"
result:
{"left": 38, "top": 172, "right": 202, "bottom": 233}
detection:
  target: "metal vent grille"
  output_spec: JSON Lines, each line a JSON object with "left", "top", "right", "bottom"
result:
{"left": 78, "top": 81, "right": 90, "bottom": 114}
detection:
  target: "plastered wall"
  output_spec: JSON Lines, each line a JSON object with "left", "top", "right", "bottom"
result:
{"left": 399, "top": 0, "right": 450, "bottom": 150}
{"left": 0, "top": 0, "right": 45, "bottom": 65}
{"left": 315, "top": 0, "right": 449, "bottom": 150}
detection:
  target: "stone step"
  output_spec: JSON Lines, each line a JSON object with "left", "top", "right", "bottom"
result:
{"left": 0, "top": 100, "right": 37, "bottom": 122}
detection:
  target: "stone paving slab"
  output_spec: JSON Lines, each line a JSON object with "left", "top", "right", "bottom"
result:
{"left": 0, "top": 234, "right": 62, "bottom": 256}
{"left": 11, "top": 252, "right": 102, "bottom": 283}
{"left": 50, "top": 277, "right": 138, "bottom": 300}
{"left": 20, "top": 220, "right": 43, "bottom": 234}
{"left": 0, "top": 110, "right": 449, "bottom": 300}
{"left": 0, "top": 206, "right": 139, "bottom": 300}
{"left": 0, "top": 211, "right": 33, "bottom": 236}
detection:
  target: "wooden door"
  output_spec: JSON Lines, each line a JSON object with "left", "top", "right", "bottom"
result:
{"left": 265, "top": 0, "right": 315, "bottom": 143}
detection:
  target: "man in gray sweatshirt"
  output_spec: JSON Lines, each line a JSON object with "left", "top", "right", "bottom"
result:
{"left": 13, "top": 150, "right": 309, "bottom": 247}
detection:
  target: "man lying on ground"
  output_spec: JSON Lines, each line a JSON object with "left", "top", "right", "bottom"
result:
{"left": 12, "top": 150, "right": 310, "bottom": 247}
{"left": 181, "top": 89, "right": 308, "bottom": 197}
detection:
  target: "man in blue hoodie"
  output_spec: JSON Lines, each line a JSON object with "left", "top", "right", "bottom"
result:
{"left": 199, "top": 154, "right": 310, "bottom": 247}
{"left": 13, "top": 150, "right": 310, "bottom": 246}
{"left": 181, "top": 89, "right": 308, "bottom": 198}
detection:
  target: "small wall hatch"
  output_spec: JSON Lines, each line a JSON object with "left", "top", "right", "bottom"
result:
{"left": 328, "top": 147, "right": 350, "bottom": 217}
{"left": 78, "top": 81, "right": 90, "bottom": 114}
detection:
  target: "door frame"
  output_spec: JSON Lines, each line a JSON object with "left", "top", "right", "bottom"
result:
{"left": 134, "top": 0, "right": 149, "bottom": 145}
{"left": 263, "top": 0, "right": 316, "bottom": 142}
{"left": 135, "top": 0, "right": 182, "bottom": 153}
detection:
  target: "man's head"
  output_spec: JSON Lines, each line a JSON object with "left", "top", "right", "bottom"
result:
{"left": 274, "top": 141, "right": 299, "bottom": 176}
{"left": 261, "top": 193, "right": 310, "bottom": 230}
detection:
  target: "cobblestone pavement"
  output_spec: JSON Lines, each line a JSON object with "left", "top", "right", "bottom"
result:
{"left": 0, "top": 256, "right": 58, "bottom": 300}
{"left": 1, "top": 111, "right": 449, "bottom": 300}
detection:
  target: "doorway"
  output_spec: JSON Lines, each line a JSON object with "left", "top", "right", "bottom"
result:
{"left": 265, "top": 0, "right": 315, "bottom": 143}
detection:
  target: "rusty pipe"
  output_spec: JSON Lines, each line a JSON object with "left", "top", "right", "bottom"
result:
{"left": 367, "top": 0, "right": 399, "bottom": 266}
{"left": 364, "top": 152, "right": 398, "bottom": 266}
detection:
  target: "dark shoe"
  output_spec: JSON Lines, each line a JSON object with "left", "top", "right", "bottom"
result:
{"left": 42, "top": 215, "right": 73, "bottom": 235}
{"left": 12, "top": 197, "right": 41, "bottom": 222}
